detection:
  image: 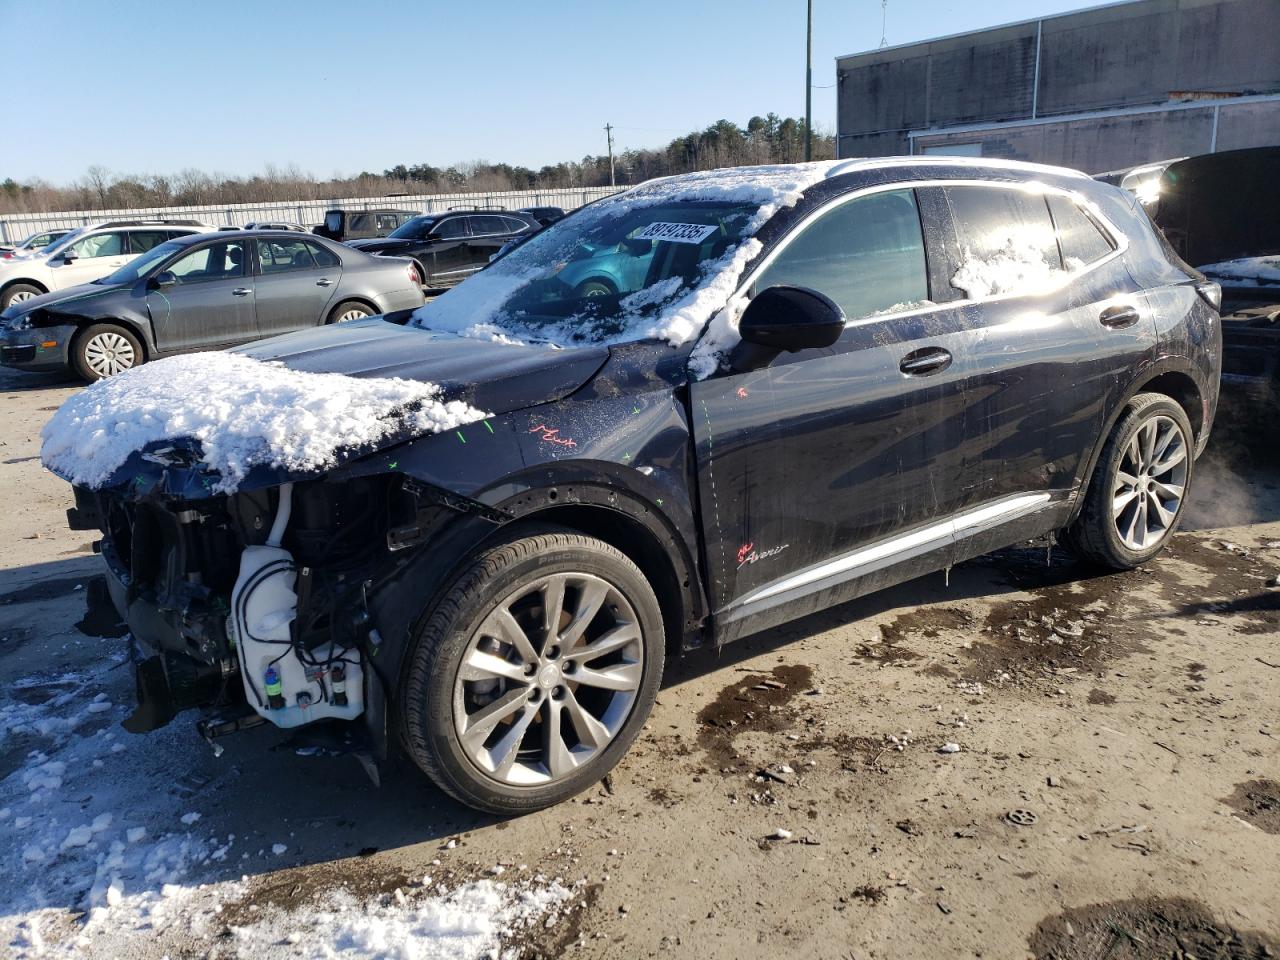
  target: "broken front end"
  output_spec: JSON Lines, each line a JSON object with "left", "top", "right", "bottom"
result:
{"left": 70, "top": 455, "right": 498, "bottom": 754}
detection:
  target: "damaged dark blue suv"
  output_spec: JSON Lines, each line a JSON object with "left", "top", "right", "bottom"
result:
{"left": 45, "top": 158, "right": 1221, "bottom": 814}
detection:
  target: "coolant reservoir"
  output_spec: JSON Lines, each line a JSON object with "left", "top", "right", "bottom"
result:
{"left": 230, "top": 544, "right": 364, "bottom": 728}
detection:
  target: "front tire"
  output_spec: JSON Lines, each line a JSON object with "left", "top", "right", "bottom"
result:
{"left": 1063, "top": 392, "right": 1194, "bottom": 569}
{"left": 400, "top": 527, "right": 665, "bottom": 814}
{"left": 72, "top": 323, "right": 143, "bottom": 382}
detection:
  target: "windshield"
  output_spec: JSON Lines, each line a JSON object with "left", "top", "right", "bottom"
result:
{"left": 411, "top": 198, "right": 760, "bottom": 345}
{"left": 96, "top": 240, "right": 188, "bottom": 286}
{"left": 388, "top": 215, "right": 437, "bottom": 240}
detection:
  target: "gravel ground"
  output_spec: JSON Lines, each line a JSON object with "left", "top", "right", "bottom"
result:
{"left": 1, "top": 365, "right": 1277, "bottom": 959}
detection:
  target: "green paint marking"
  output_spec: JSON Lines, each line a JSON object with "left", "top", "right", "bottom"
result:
{"left": 656, "top": 498, "right": 664, "bottom": 506}
{"left": 456, "top": 431, "right": 466, "bottom": 443}
{"left": 483, "top": 420, "right": 494, "bottom": 433}
{"left": 387, "top": 461, "right": 397, "bottom": 469}
{"left": 632, "top": 406, "right": 641, "bottom": 415}
{"left": 622, "top": 452, "right": 631, "bottom": 461}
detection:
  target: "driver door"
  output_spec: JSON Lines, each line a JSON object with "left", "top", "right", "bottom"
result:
{"left": 48, "top": 231, "right": 130, "bottom": 289}
{"left": 147, "top": 239, "right": 257, "bottom": 352}
{"left": 688, "top": 187, "right": 973, "bottom": 643}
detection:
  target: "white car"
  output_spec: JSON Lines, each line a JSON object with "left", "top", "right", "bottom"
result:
{"left": 0, "top": 220, "right": 210, "bottom": 310}
{"left": 0, "top": 228, "right": 73, "bottom": 260}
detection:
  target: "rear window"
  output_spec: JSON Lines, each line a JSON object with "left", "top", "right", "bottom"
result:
{"left": 309, "top": 242, "right": 340, "bottom": 267}
{"left": 324, "top": 212, "right": 342, "bottom": 232}
{"left": 944, "top": 185, "right": 1063, "bottom": 298}
{"left": 1046, "top": 194, "right": 1116, "bottom": 268}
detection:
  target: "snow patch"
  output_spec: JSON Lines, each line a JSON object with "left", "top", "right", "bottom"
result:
{"left": 40, "top": 352, "right": 489, "bottom": 494}
{"left": 228, "top": 878, "right": 577, "bottom": 960}
{"left": 1198, "top": 255, "right": 1280, "bottom": 286}
{"left": 951, "top": 236, "right": 1069, "bottom": 300}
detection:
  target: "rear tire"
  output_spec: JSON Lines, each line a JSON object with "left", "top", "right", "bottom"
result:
{"left": 1062, "top": 392, "right": 1194, "bottom": 570}
{"left": 71, "top": 323, "right": 143, "bottom": 382}
{"left": 326, "top": 300, "right": 373, "bottom": 324}
{"left": 400, "top": 526, "right": 665, "bottom": 814}
{"left": 1, "top": 283, "right": 43, "bottom": 310}
{"left": 575, "top": 279, "right": 617, "bottom": 299}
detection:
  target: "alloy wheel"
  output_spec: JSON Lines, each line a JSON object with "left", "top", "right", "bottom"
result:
{"left": 453, "top": 572, "right": 644, "bottom": 786}
{"left": 1112, "top": 414, "right": 1188, "bottom": 551}
{"left": 7, "top": 290, "right": 37, "bottom": 304}
{"left": 83, "top": 332, "right": 137, "bottom": 378}
{"left": 336, "top": 307, "right": 370, "bottom": 322}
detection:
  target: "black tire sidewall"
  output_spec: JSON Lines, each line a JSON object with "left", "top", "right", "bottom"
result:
{"left": 1086, "top": 395, "right": 1195, "bottom": 567}
{"left": 71, "top": 323, "right": 143, "bottom": 382}
{"left": 2, "top": 283, "right": 43, "bottom": 310}
{"left": 405, "top": 533, "right": 664, "bottom": 814}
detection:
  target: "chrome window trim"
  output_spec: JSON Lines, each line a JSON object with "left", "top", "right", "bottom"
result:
{"left": 737, "top": 177, "right": 1129, "bottom": 328}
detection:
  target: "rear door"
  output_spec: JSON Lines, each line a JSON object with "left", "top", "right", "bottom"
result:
{"left": 147, "top": 238, "right": 257, "bottom": 352}
{"left": 428, "top": 216, "right": 473, "bottom": 286}
{"left": 466, "top": 215, "right": 521, "bottom": 270}
{"left": 925, "top": 183, "right": 1153, "bottom": 556}
{"left": 48, "top": 231, "right": 130, "bottom": 289}
{"left": 688, "top": 186, "right": 973, "bottom": 641}
{"left": 251, "top": 237, "right": 341, "bottom": 336}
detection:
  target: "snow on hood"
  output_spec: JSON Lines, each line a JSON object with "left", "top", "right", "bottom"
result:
{"left": 1197, "top": 255, "right": 1280, "bottom": 286}
{"left": 40, "top": 352, "right": 488, "bottom": 494}
{"left": 409, "top": 160, "right": 859, "bottom": 374}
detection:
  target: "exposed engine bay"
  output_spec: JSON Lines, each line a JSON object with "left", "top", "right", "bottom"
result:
{"left": 73, "top": 472, "right": 457, "bottom": 747}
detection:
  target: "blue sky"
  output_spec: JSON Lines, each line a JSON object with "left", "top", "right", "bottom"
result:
{"left": 4, "top": 0, "right": 1103, "bottom": 185}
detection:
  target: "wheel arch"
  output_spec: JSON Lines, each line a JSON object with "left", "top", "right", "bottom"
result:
{"left": 1, "top": 276, "right": 49, "bottom": 298}
{"left": 1069, "top": 360, "right": 1203, "bottom": 525}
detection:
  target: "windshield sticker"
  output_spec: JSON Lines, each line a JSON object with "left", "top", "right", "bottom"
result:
{"left": 635, "top": 222, "right": 719, "bottom": 245}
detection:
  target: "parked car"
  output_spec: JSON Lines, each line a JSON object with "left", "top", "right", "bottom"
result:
{"left": 346, "top": 210, "right": 538, "bottom": 288}
{"left": 0, "top": 220, "right": 209, "bottom": 310}
{"left": 311, "top": 208, "right": 418, "bottom": 243}
{"left": 47, "top": 158, "right": 1219, "bottom": 814}
{"left": 1, "top": 231, "right": 423, "bottom": 381}
{"left": 0, "top": 228, "right": 73, "bottom": 259}
{"left": 242, "top": 221, "right": 310, "bottom": 232}
{"left": 518, "top": 206, "right": 567, "bottom": 226}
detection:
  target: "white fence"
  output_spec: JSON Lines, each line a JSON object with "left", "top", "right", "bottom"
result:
{"left": 0, "top": 186, "right": 628, "bottom": 243}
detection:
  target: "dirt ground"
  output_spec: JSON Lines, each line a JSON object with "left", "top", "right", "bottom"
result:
{"left": 1, "top": 365, "right": 1277, "bottom": 959}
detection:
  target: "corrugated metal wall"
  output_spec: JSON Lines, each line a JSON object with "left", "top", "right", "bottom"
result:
{"left": 0, "top": 186, "right": 627, "bottom": 243}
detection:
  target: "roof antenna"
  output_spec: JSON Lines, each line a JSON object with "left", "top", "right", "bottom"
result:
{"left": 879, "top": 0, "right": 889, "bottom": 47}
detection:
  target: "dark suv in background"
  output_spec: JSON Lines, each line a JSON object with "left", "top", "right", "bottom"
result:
{"left": 46, "top": 158, "right": 1220, "bottom": 815}
{"left": 346, "top": 209, "right": 538, "bottom": 288}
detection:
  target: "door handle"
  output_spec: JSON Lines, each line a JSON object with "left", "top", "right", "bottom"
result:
{"left": 232, "top": 287, "right": 252, "bottom": 297}
{"left": 899, "top": 346, "right": 952, "bottom": 376}
{"left": 1099, "top": 304, "right": 1140, "bottom": 329}
{"left": 316, "top": 278, "right": 334, "bottom": 287}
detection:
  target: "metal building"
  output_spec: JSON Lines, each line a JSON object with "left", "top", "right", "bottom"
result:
{"left": 835, "top": 0, "right": 1280, "bottom": 172}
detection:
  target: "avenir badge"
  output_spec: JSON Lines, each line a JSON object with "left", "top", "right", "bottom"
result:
{"left": 634, "top": 221, "right": 719, "bottom": 245}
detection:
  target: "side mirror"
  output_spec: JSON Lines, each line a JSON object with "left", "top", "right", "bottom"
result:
{"left": 150, "top": 271, "right": 177, "bottom": 289}
{"left": 61, "top": 252, "right": 79, "bottom": 264}
{"left": 622, "top": 237, "right": 653, "bottom": 256}
{"left": 728, "top": 285, "right": 845, "bottom": 371}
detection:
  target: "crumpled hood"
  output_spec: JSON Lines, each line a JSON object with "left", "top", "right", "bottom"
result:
{"left": 234, "top": 316, "right": 609, "bottom": 418}
{"left": 1, "top": 281, "right": 121, "bottom": 322}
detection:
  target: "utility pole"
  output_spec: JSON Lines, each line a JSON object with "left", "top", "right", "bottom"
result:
{"left": 604, "top": 123, "right": 616, "bottom": 187}
{"left": 804, "top": 0, "right": 813, "bottom": 161}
